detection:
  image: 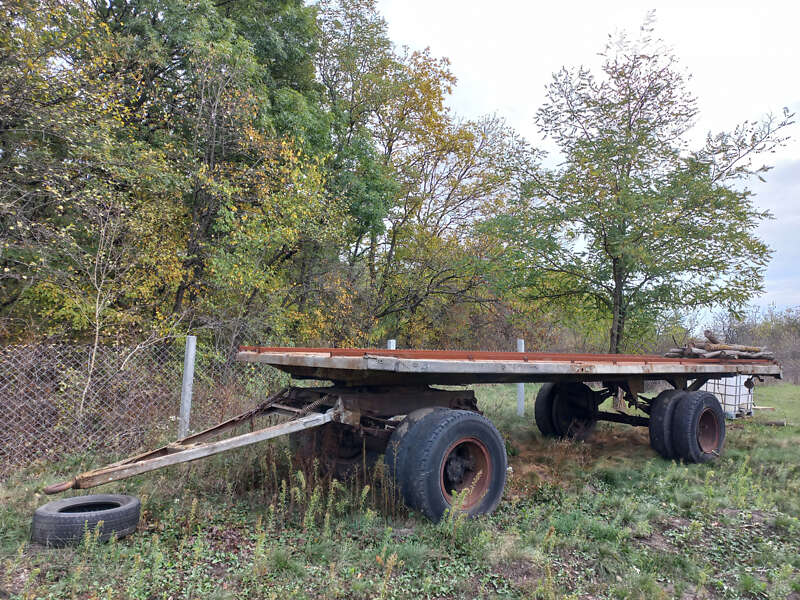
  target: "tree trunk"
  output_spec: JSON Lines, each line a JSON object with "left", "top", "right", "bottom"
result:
{"left": 608, "top": 263, "right": 625, "bottom": 354}
{"left": 608, "top": 307, "right": 627, "bottom": 354}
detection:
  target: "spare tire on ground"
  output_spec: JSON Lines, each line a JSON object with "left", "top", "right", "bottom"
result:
{"left": 31, "top": 494, "right": 140, "bottom": 547}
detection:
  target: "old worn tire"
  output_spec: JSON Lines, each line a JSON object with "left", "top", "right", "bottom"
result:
{"left": 672, "top": 391, "right": 726, "bottom": 463}
{"left": 534, "top": 383, "right": 558, "bottom": 437}
{"left": 384, "top": 407, "right": 446, "bottom": 498}
{"left": 648, "top": 389, "right": 685, "bottom": 459}
{"left": 550, "top": 383, "right": 597, "bottom": 441}
{"left": 291, "top": 424, "right": 378, "bottom": 480}
{"left": 404, "top": 409, "right": 507, "bottom": 522}
{"left": 31, "top": 494, "right": 140, "bottom": 547}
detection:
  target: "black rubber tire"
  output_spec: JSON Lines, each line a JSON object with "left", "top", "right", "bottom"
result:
{"left": 648, "top": 389, "right": 686, "bottom": 459}
{"left": 291, "top": 424, "right": 379, "bottom": 480}
{"left": 31, "top": 494, "right": 140, "bottom": 547}
{"left": 550, "top": 383, "right": 597, "bottom": 441}
{"left": 534, "top": 383, "right": 558, "bottom": 437}
{"left": 390, "top": 407, "right": 453, "bottom": 510}
{"left": 403, "top": 409, "right": 507, "bottom": 522}
{"left": 536, "top": 383, "right": 597, "bottom": 440}
{"left": 672, "top": 391, "right": 726, "bottom": 463}
{"left": 384, "top": 407, "right": 446, "bottom": 496}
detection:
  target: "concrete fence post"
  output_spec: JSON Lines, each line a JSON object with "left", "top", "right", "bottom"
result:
{"left": 179, "top": 335, "right": 196, "bottom": 439}
{"left": 516, "top": 338, "right": 525, "bottom": 416}
{"left": 387, "top": 339, "right": 397, "bottom": 350}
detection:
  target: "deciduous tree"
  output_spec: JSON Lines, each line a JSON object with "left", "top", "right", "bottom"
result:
{"left": 492, "top": 20, "right": 793, "bottom": 353}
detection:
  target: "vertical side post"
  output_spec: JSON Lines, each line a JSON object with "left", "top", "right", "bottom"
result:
{"left": 387, "top": 339, "right": 396, "bottom": 350}
{"left": 516, "top": 338, "right": 525, "bottom": 416}
{"left": 179, "top": 335, "right": 196, "bottom": 439}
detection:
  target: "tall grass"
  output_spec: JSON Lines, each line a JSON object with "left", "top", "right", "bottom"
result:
{"left": 1, "top": 382, "right": 799, "bottom": 599}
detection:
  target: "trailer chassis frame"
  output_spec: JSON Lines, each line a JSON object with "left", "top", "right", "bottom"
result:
{"left": 43, "top": 378, "right": 673, "bottom": 494}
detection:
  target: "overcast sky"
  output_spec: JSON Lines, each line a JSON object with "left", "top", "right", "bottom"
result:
{"left": 376, "top": 0, "right": 800, "bottom": 311}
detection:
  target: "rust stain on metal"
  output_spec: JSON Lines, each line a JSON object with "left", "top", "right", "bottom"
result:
{"left": 238, "top": 346, "right": 775, "bottom": 366}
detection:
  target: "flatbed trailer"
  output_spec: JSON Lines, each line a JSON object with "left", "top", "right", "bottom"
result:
{"left": 45, "top": 347, "right": 782, "bottom": 522}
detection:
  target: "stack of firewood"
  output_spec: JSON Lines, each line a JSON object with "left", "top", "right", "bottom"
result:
{"left": 664, "top": 330, "right": 775, "bottom": 360}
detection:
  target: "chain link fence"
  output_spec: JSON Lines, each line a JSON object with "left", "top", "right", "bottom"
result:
{"left": 0, "top": 341, "right": 285, "bottom": 478}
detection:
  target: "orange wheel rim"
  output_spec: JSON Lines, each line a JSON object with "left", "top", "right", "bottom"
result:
{"left": 439, "top": 437, "right": 491, "bottom": 510}
{"left": 697, "top": 408, "right": 720, "bottom": 453}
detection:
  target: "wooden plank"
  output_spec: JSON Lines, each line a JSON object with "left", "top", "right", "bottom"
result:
{"left": 236, "top": 350, "right": 782, "bottom": 385}
{"left": 46, "top": 411, "right": 332, "bottom": 493}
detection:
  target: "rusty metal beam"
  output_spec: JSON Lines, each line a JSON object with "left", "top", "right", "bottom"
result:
{"left": 596, "top": 411, "right": 649, "bottom": 427}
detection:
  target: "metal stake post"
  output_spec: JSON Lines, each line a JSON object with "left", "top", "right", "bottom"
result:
{"left": 179, "top": 335, "right": 196, "bottom": 438}
{"left": 516, "top": 338, "right": 525, "bottom": 416}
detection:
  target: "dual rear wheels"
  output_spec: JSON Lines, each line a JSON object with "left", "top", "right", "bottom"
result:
{"left": 649, "top": 390, "right": 725, "bottom": 463}
{"left": 534, "top": 383, "right": 726, "bottom": 464}
{"left": 299, "top": 408, "right": 507, "bottom": 522}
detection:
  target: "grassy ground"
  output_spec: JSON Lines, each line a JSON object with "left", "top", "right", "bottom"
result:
{"left": 1, "top": 383, "right": 799, "bottom": 599}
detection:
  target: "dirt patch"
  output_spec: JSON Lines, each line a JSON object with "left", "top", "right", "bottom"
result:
{"left": 491, "top": 560, "right": 542, "bottom": 587}
{"left": 511, "top": 457, "right": 554, "bottom": 484}
{"left": 587, "top": 425, "right": 652, "bottom": 458}
{"left": 718, "top": 507, "right": 773, "bottom": 527}
{"left": 662, "top": 515, "right": 690, "bottom": 530}
{"left": 504, "top": 435, "right": 565, "bottom": 495}
{"left": 506, "top": 422, "right": 655, "bottom": 494}
{"left": 633, "top": 515, "right": 690, "bottom": 553}
{"left": 638, "top": 530, "right": 674, "bottom": 553}
{"left": 662, "top": 583, "right": 704, "bottom": 600}
{"left": 1, "top": 565, "right": 41, "bottom": 598}
{"left": 203, "top": 524, "right": 251, "bottom": 554}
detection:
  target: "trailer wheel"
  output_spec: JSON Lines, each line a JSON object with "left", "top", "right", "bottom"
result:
{"left": 671, "top": 391, "right": 726, "bottom": 463}
{"left": 404, "top": 410, "right": 507, "bottom": 522}
{"left": 384, "top": 407, "right": 446, "bottom": 499}
{"left": 31, "top": 494, "right": 140, "bottom": 547}
{"left": 534, "top": 383, "right": 559, "bottom": 437}
{"left": 648, "top": 389, "right": 685, "bottom": 459}
{"left": 291, "top": 423, "right": 378, "bottom": 479}
{"left": 537, "top": 383, "right": 597, "bottom": 440}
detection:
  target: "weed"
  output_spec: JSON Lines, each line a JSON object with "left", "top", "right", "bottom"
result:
{"left": 1, "top": 383, "right": 799, "bottom": 599}
{"left": 376, "top": 531, "right": 401, "bottom": 600}
{"left": 531, "top": 562, "right": 557, "bottom": 600}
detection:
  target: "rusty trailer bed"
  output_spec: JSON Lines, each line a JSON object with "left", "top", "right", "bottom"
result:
{"left": 236, "top": 346, "right": 782, "bottom": 386}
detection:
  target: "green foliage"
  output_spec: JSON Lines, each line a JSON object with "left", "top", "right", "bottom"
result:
{"left": 1, "top": 3, "right": 789, "bottom": 354}
{"left": 487, "top": 18, "right": 792, "bottom": 353}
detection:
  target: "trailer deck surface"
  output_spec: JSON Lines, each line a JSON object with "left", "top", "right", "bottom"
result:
{"left": 237, "top": 346, "right": 782, "bottom": 386}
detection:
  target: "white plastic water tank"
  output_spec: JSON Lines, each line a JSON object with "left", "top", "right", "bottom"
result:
{"left": 701, "top": 375, "right": 753, "bottom": 419}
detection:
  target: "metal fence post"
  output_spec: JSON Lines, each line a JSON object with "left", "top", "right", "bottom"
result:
{"left": 516, "top": 338, "right": 525, "bottom": 416}
{"left": 179, "top": 335, "right": 196, "bottom": 439}
{"left": 387, "top": 339, "right": 396, "bottom": 350}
